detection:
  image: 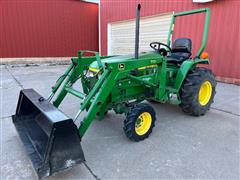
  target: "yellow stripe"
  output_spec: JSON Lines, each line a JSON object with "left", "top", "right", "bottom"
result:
{"left": 138, "top": 65, "right": 157, "bottom": 70}
{"left": 89, "top": 64, "right": 157, "bottom": 72}
{"left": 89, "top": 67, "right": 100, "bottom": 73}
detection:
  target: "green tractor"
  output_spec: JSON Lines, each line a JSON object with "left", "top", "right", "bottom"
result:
{"left": 12, "top": 4, "right": 216, "bottom": 179}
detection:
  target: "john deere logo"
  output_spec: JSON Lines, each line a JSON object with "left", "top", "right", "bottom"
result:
{"left": 118, "top": 63, "right": 125, "bottom": 70}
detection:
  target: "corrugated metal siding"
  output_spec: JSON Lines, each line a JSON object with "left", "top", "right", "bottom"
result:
{"left": 109, "top": 13, "right": 172, "bottom": 55}
{"left": 100, "top": 0, "right": 240, "bottom": 79}
{"left": 0, "top": 0, "right": 98, "bottom": 58}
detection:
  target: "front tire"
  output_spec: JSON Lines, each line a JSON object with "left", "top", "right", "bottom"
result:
{"left": 123, "top": 103, "right": 156, "bottom": 141}
{"left": 179, "top": 67, "right": 216, "bottom": 116}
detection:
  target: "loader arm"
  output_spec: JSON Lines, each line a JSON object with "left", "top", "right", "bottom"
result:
{"left": 47, "top": 51, "right": 165, "bottom": 137}
{"left": 79, "top": 69, "right": 118, "bottom": 136}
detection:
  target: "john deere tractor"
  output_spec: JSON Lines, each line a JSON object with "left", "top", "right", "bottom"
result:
{"left": 12, "top": 4, "right": 216, "bottom": 179}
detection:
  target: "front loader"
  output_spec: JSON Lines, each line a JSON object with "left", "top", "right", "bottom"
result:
{"left": 12, "top": 4, "right": 216, "bottom": 179}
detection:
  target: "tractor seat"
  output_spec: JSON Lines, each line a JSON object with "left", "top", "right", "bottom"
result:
{"left": 167, "top": 38, "right": 192, "bottom": 64}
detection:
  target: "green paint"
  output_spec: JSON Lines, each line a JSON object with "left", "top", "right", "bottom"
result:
{"left": 48, "top": 8, "right": 211, "bottom": 138}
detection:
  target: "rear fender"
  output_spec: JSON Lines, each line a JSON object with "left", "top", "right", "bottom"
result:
{"left": 174, "top": 59, "right": 209, "bottom": 91}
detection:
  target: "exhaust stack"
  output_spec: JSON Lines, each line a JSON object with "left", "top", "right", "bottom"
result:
{"left": 135, "top": 4, "right": 141, "bottom": 59}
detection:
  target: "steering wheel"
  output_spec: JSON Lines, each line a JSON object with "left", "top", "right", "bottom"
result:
{"left": 150, "top": 42, "right": 172, "bottom": 56}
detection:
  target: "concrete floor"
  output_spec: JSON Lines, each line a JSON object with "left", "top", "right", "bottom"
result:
{"left": 0, "top": 64, "right": 239, "bottom": 180}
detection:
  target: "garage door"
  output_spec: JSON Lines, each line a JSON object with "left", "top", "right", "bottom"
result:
{"left": 108, "top": 12, "right": 173, "bottom": 55}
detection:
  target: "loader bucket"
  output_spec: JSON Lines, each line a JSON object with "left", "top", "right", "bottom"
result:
{"left": 12, "top": 89, "right": 85, "bottom": 179}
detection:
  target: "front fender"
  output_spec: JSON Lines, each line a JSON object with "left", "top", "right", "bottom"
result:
{"left": 174, "top": 59, "right": 209, "bottom": 91}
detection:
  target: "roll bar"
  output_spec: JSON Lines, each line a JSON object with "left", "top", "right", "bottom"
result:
{"left": 167, "top": 8, "right": 211, "bottom": 58}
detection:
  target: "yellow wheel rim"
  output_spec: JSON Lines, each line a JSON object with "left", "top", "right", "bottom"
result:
{"left": 135, "top": 112, "right": 152, "bottom": 135}
{"left": 198, "top": 81, "right": 212, "bottom": 106}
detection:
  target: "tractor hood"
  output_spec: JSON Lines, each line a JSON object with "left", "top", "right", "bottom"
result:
{"left": 89, "top": 52, "right": 159, "bottom": 73}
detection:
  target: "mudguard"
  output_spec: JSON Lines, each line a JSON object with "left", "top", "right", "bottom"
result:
{"left": 174, "top": 59, "right": 209, "bottom": 91}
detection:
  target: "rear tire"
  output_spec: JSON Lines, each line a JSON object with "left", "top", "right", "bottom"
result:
{"left": 179, "top": 67, "right": 216, "bottom": 116}
{"left": 123, "top": 103, "right": 156, "bottom": 141}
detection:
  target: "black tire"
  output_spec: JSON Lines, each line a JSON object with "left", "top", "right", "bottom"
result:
{"left": 123, "top": 103, "right": 156, "bottom": 141}
{"left": 179, "top": 67, "right": 216, "bottom": 116}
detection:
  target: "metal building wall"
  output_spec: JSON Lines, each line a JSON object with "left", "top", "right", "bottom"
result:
{"left": 100, "top": 0, "right": 240, "bottom": 79}
{"left": 0, "top": 0, "right": 98, "bottom": 58}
